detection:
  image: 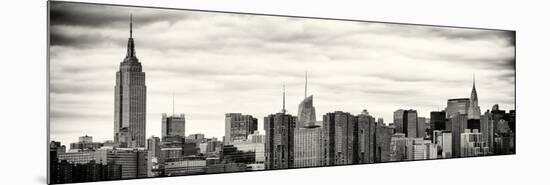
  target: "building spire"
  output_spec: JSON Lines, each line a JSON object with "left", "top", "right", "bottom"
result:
{"left": 172, "top": 92, "right": 175, "bottom": 116}
{"left": 282, "top": 82, "right": 286, "bottom": 114}
{"left": 125, "top": 14, "right": 136, "bottom": 60}
{"left": 304, "top": 71, "right": 308, "bottom": 99}
{"left": 473, "top": 73, "right": 476, "bottom": 90}
{"left": 130, "top": 14, "right": 133, "bottom": 38}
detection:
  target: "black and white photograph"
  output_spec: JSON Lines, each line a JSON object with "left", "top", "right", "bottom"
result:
{"left": 47, "top": 1, "right": 516, "bottom": 184}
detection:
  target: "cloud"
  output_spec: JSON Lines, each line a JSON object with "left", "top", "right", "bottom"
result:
{"left": 48, "top": 2, "right": 516, "bottom": 145}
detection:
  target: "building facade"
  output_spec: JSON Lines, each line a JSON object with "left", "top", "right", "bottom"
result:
{"left": 322, "top": 111, "right": 357, "bottom": 166}
{"left": 106, "top": 149, "right": 148, "bottom": 179}
{"left": 448, "top": 113, "right": 468, "bottom": 157}
{"left": 161, "top": 113, "right": 185, "bottom": 143}
{"left": 293, "top": 126, "right": 323, "bottom": 168}
{"left": 445, "top": 98, "right": 470, "bottom": 119}
{"left": 224, "top": 113, "right": 258, "bottom": 144}
{"left": 114, "top": 16, "right": 147, "bottom": 148}
{"left": 264, "top": 112, "right": 296, "bottom": 169}
{"left": 357, "top": 110, "right": 376, "bottom": 164}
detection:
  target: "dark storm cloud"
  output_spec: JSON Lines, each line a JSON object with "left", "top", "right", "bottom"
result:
{"left": 50, "top": 2, "right": 194, "bottom": 28}
{"left": 50, "top": 27, "right": 120, "bottom": 48}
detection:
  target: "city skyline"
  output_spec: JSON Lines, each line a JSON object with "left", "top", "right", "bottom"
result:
{"left": 49, "top": 2, "right": 515, "bottom": 146}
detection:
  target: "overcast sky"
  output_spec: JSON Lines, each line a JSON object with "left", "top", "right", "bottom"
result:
{"left": 49, "top": 2, "right": 515, "bottom": 145}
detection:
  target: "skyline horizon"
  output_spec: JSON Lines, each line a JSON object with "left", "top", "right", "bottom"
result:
{"left": 49, "top": 2, "right": 515, "bottom": 146}
{"left": 50, "top": 77, "right": 514, "bottom": 145}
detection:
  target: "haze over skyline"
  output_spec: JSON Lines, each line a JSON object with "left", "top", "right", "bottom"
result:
{"left": 49, "top": 2, "right": 515, "bottom": 146}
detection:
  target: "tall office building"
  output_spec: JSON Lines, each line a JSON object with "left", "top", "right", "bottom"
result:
{"left": 161, "top": 113, "right": 186, "bottom": 143}
{"left": 356, "top": 110, "right": 376, "bottom": 164}
{"left": 224, "top": 113, "right": 258, "bottom": 144}
{"left": 322, "top": 111, "right": 357, "bottom": 166}
{"left": 114, "top": 15, "right": 147, "bottom": 148}
{"left": 395, "top": 109, "right": 419, "bottom": 138}
{"left": 467, "top": 77, "right": 481, "bottom": 120}
{"left": 374, "top": 125, "right": 393, "bottom": 162}
{"left": 297, "top": 72, "right": 317, "bottom": 128}
{"left": 467, "top": 77, "right": 482, "bottom": 131}
{"left": 480, "top": 110, "right": 494, "bottom": 154}
{"left": 430, "top": 111, "right": 446, "bottom": 131}
{"left": 264, "top": 84, "right": 296, "bottom": 170}
{"left": 393, "top": 109, "right": 405, "bottom": 134}
{"left": 404, "top": 110, "right": 418, "bottom": 138}
{"left": 417, "top": 117, "right": 426, "bottom": 138}
{"left": 445, "top": 98, "right": 470, "bottom": 119}
{"left": 448, "top": 113, "right": 468, "bottom": 157}
{"left": 293, "top": 125, "right": 323, "bottom": 168}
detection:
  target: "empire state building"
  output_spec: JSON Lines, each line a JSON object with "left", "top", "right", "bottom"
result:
{"left": 114, "top": 15, "right": 147, "bottom": 148}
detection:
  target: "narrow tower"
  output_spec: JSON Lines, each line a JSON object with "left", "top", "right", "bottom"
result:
{"left": 467, "top": 74, "right": 481, "bottom": 120}
{"left": 114, "top": 14, "right": 147, "bottom": 148}
{"left": 297, "top": 72, "right": 317, "bottom": 128}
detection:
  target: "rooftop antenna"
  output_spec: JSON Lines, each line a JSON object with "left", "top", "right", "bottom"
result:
{"left": 130, "top": 14, "right": 133, "bottom": 38}
{"left": 172, "top": 92, "right": 175, "bottom": 116}
{"left": 282, "top": 82, "right": 286, "bottom": 114}
{"left": 305, "top": 71, "right": 308, "bottom": 99}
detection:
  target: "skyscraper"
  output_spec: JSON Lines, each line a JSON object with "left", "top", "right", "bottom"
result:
{"left": 404, "top": 110, "right": 418, "bottom": 138}
{"left": 357, "top": 110, "right": 376, "bottom": 164}
{"left": 393, "top": 109, "right": 405, "bottom": 134}
{"left": 448, "top": 113, "right": 468, "bottom": 158}
{"left": 467, "top": 76, "right": 482, "bottom": 131}
{"left": 394, "top": 109, "right": 419, "bottom": 138}
{"left": 430, "top": 111, "right": 446, "bottom": 131}
{"left": 297, "top": 72, "right": 317, "bottom": 128}
{"left": 114, "top": 15, "right": 147, "bottom": 148}
{"left": 293, "top": 125, "right": 323, "bottom": 168}
{"left": 322, "top": 111, "right": 357, "bottom": 166}
{"left": 224, "top": 113, "right": 258, "bottom": 144}
{"left": 467, "top": 76, "right": 481, "bottom": 120}
{"left": 264, "top": 84, "right": 296, "bottom": 170}
{"left": 417, "top": 117, "right": 426, "bottom": 138}
{"left": 374, "top": 125, "right": 393, "bottom": 162}
{"left": 161, "top": 113, "right": 186, "bottom": 143}
{"left": 294, "top": 74, "right": 322, "bottom": 168}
